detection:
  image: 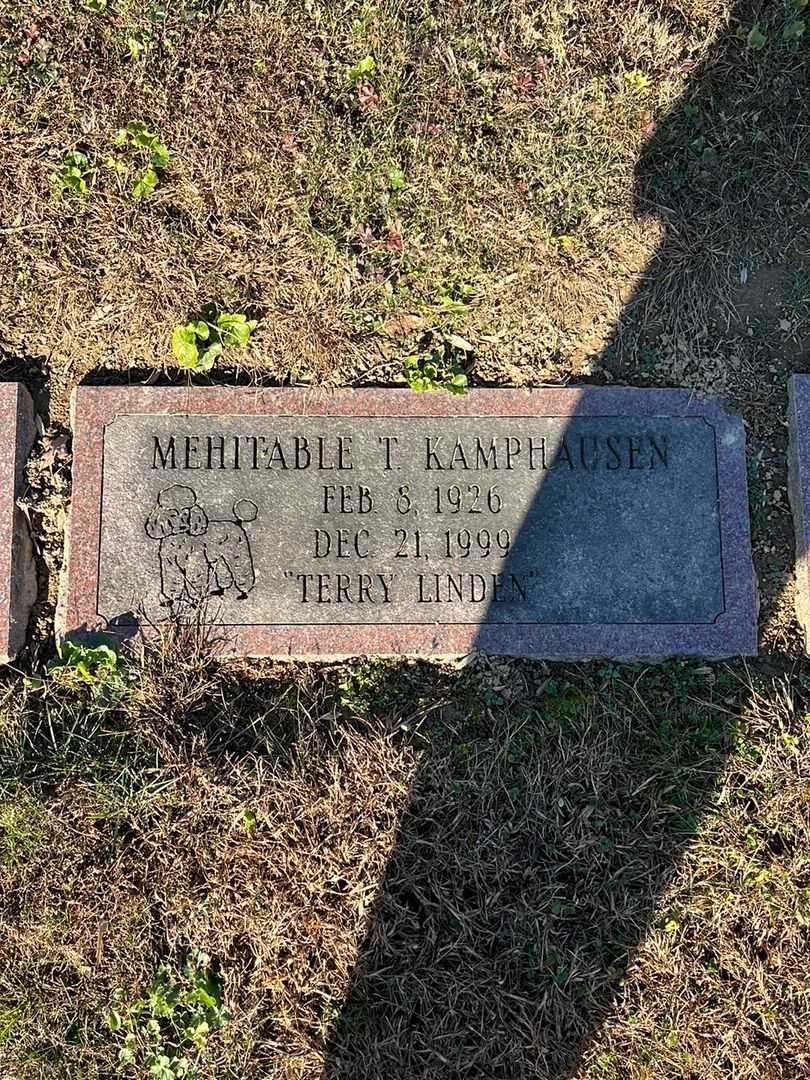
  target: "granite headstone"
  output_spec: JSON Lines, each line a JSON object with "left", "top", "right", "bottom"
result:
{"left": 788, "top": 375, "right": 810, "bottom": 651}
{"left": 0, "top": 383, "right": 37, "bottom": 662}
{"left": 60, "top": 386, "right": 757, "bottom": 658}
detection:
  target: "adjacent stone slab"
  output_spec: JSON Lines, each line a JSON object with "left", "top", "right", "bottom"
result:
{"left": 0, "top": 383, "right": 36, "bottom": 662}
{"left": 61, "top": 386, "right": 757, "bottom": 659}
{"left": 789, "top": 375, "right": 810, "bottom": 651}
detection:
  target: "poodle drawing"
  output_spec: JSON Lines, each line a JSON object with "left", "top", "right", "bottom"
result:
{"left": 144, "top": 484, "right": 258, "bottom": 607}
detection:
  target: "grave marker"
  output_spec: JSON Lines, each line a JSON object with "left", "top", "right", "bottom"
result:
{"left": 0, "top": 383, "right": 37, "bottom": 662}
{"left": 61, "top": 386, "right": 757, "bottom": 658}
{"left": 789, "top": 375, "right": 810, "bottom": 651}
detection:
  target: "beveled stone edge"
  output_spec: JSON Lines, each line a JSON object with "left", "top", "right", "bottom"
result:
{"left": 61, "top": 384, "right": 759, "bottom": 659}
{"left": 0, "top": 383, "right": 37, "bottom": 663}
{"left": 788, "top": 376, "right": 810, "bottom": 652}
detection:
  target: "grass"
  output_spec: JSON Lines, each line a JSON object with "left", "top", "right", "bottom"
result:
{"left": 0, "top": 644, "right": 809, "bottom": 1077}
{"left": 0, "top": 0, "right": 809, "bottom": 1076}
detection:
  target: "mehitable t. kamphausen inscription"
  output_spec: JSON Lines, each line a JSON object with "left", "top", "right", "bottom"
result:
{"left": 62, "top": 387, "right": 758, "bottom": 658}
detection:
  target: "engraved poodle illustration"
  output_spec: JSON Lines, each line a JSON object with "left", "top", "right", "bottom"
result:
{"left": 144, "top": 484, "right": 258, "bottom": 607}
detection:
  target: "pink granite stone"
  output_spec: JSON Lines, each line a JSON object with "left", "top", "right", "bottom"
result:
{"left": 60, "top": 385, "right": 757, "bottom": 659}
{"left": 789, "top": 376, "right": 810, "bottom": 651}
{"left": 0, "top": 383, "right": 36, "bottom": 663}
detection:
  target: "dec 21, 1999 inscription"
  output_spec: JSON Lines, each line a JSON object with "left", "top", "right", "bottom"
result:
{"left": 62, "top": 387, "right": 758, "bottom": 659}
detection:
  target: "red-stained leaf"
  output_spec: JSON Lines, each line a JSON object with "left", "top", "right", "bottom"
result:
{"left": 280, "top": 132, "right": 299, "bottom": 156}
{"left": 386, "top": 223, "right": 404, "bottom": 253}
{"left": 357, "top": 81, "right": 380, "bottom": 109}
{"left": 515, "top": 71, "right": 536, "bottom": 96}
{"left": 409, "top": 121, "right": 444, "bottom": 137}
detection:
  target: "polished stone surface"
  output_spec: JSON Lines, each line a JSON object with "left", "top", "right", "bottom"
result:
{"left": 62, "top": 386, "right": 758, "bottom": 658}
{"left": 789, "top": 375, "right": 810, "bottom": 652}
{"left": 0, "top": 383, "right": 36, "bottom": 662}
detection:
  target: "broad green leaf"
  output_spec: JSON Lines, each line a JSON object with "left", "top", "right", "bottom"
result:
{"left": 197, "top": 342, "right": 223, "bottom": 371}
{"left": 150, "top": 142, "right": 169, "bottom": 169}
{"left": 746, "top": 24, "right": 767, "bottom": 49}
{"left": 348, "top": 54, "right": 376, "bottom": 82}
{"left": 218, "top": 313, "right": 253, "bottom": 347}
{"left": 172, "top": 325, "right": 199, "bottom": 367}
{"left": 193, "top": 320, "right": 210, "bottom": 341}
{"left": 105, "top": 1009, "right": 123, "bottom": 1031}
{"left": 222, "top": 323, "right": 251, "bottom": 347}
{"left": 131, "top": 167, "right": 159, "bottom": 198}
{"left": 783, "top": 18, "right": 805, "bottom": 40}
{"left": 93, "top": 644, "right": 119, "bottom": 666}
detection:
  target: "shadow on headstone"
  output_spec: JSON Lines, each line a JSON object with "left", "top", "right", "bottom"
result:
{"left": 321, "top": 4, "right": 795, "bottom": 1076}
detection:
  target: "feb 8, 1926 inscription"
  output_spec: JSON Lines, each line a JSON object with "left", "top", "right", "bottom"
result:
{"left": 62, "top": 387, "right": 758, "bottom": 659}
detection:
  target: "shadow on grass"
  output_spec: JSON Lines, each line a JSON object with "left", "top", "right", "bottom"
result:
{"left": 321, "top": 660, "right": 738, "bottom": 1078}
{"left": 321, "top": 3, "right": 807, "bottom": 1077}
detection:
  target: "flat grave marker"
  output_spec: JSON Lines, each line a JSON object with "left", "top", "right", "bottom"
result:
{"left": 0, "top": 383, "right": 37, "bottom": 663}
{"left": 61, "top": 386, "right": 758, "bottom": 659}
{"left": 788, "top": 375, "right": 810, "bottom": 652}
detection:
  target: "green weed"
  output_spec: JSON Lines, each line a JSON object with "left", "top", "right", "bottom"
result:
{"left": 46, "top": 638, "right": 128, "bottom": 698}
{"left": 746, "top": 25, "right": 768, "bottom": 50}
{"left": 622, "top": 69, "right": 649, "bottom": 95}
{"left": 105, "top": 948, "right": 229, "bottom": 1079}
{"left": 50, "top": 150, "right": 96, "bottom": 196}
{"left": 171, "top": 305, "right": 258, "bottom": 372}
{"left": 115, "top": 120, "right": 169, "bottom": 199}
{"left": 402, "top": 346, "right": 467, "bottom": 394}
{"left": 435, "top": 279, "right": 475, "bottom": 317}
{"left": 347, "top": 54, "right": 376, "bottom": 84}
{"left": 783, "top": 18, "right": 805, "bottom": 41}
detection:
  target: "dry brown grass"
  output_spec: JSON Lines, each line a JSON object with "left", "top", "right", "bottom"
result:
{"left": 1, "top": 643, "right": 809, "bottom": 1078}
{"left": 1, "top": 0, "right": 733, "bottom": 420}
